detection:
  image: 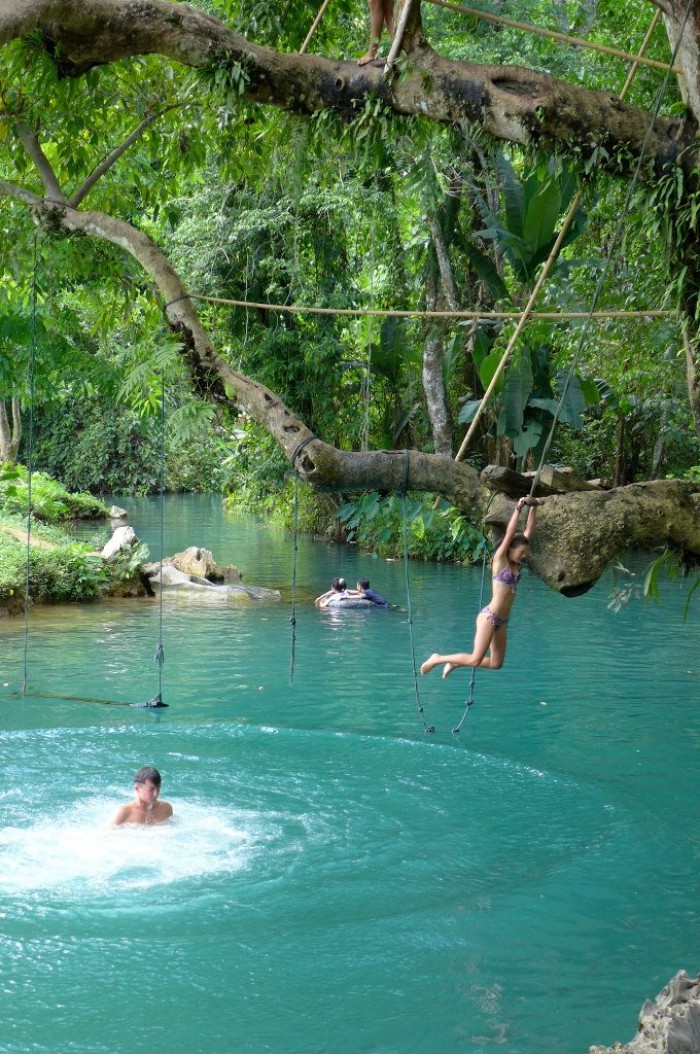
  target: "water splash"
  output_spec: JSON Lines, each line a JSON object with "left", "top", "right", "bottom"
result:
{"left": 0, "top": 801, "right": 253, "bottom": 898}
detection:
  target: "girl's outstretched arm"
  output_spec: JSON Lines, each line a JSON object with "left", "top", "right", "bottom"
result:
{"left": 523, "top": 497, "right": 543, "bottom": 541}
{"left": 494, "top": 497, "right": 529, "bottom": 560}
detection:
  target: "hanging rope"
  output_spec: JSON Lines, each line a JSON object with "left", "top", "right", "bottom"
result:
{"left": 451, "top": 541, "right": 489, "bottom": 734}
{"left": 289, "top": 473, "right": 300, "bottom": 683}
{"left": 361, "top": 255, "right": 375, "bottom": 452}
{"left": 287, "top": 434, "right": 317, "bottom": 681}
{"left": 528, "top": 1, "right": 692, "bottom": 498}
{"left": 401, "top": 451, "right": 434, "bottom": 733}
{"left": 20, "top": 233, "right": 39, "bottom": 697}
{"left": 148, "top": 370, "right": 168, "bottom": 708}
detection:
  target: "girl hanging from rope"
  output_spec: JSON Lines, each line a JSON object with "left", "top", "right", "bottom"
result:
{"left": 420, "top": 496, "right": 543, "bottom": 678}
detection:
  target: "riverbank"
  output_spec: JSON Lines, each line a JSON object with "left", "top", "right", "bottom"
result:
{"left": 0, "top": 467, "right": 145, "bottom": 615}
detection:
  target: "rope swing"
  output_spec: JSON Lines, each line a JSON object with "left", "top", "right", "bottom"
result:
{"left": 287, "top": 434, "right": 317, "bottom": 683}
{"left": 18, "top": 248, "right": 168, "bottom": 708}
{"left": 400, "top": 451, "right": 434, "bottom": 733}
{"left": 423, "top": 3, "right": 689, "bottom": 733}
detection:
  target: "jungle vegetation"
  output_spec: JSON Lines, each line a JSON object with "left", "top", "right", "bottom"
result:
{"left": 1, "top": 0, "right": 700, "bottom": 596}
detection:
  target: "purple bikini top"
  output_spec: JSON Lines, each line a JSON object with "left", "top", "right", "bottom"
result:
{"left": 492, "top": 567, "right": 521, "bottom": 590}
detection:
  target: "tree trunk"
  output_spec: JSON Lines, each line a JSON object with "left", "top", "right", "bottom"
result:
{"left": 0, "top": 397, "right": 21, "bottom": 464}
{"left": 683, "top": 322, "right": 700, "bottom": 439}
{"left": 422, "top": 271, "right": 453, "bottom": 458}
{"left": 661, "top": 0, "right": 700, "bottom": 116}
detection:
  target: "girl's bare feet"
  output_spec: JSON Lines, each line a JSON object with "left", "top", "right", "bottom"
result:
{"left": 420, "top": 654, "right": 440, "bottom": 675}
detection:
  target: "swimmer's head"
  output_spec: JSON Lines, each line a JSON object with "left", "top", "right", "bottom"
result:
{"left": 134, "top": 766, "right": 162, "bottom": 787}
{"left": 331, "top": 577, "right": 346, "bottom": 591}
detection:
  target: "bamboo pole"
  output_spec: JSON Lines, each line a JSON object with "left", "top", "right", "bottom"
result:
{"left": 620, "top": 9, "right": 662, "bottom": 96}
{"left": 452, "top": 191, "right": 584, "bottom": 464}
{"left": 451, "top": 6, "right": 670, "bottom": 466}
{"left": 384, "top": 0, "right": 415, "bottom": 71}
{"left": 422, "top": 0, "right": 679, "bottom": 74}
{"left": 299, "top": 0, "right": 333, "bottom": 54}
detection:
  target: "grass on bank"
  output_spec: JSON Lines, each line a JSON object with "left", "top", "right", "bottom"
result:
{"left": 0, "top": 465, "right": 146, "bottom": 607}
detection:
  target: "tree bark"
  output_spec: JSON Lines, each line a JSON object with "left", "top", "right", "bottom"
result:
{"left": 683, "top": 323, "right": 700, "bottom": 438}
{"left": 422, "top": 245, "right": 453, "bottom": 457}
{"left": 661, "top": 0, "right": 700, "bottom": 115}
{"left": 0, "top": 397, "right": 21, "bottom": 464}
{"left": 0, "top": 0, "right": 695, "bottom": 177}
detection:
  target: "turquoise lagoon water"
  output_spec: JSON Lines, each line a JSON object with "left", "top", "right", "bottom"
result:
{"left": 0, "top": 494, "right": 698, "bottom": 1053}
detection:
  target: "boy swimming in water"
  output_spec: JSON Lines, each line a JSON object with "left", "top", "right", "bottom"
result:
{"left": 110, "top": 766, "right": 173, "bottom": 826}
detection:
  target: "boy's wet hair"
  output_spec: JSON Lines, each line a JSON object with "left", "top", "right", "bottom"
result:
{"left": 134, "top": 766, "right": 162, "bottom": 786}
{"left": 358, "top": 578, "right": 370, "bottom": 589}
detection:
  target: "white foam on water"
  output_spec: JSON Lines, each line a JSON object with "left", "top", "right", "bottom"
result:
{"left": 0, "top": 800, "right": 257, "bottom": 897}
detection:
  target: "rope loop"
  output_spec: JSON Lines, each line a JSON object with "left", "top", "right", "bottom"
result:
{"left": 290, "top": 434, "right": 317, "bottom": 469}
{"left": 163, "top": 292, "right": 191, "bottom": 312}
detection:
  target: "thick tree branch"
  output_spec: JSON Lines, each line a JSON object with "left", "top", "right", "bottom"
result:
{"left": 0, "top": 0, "right": 695, "bottom": 176}
{"left": 0, "top": 176, "right": 485, "bottom": 516}
{"left": 516, "top": 481, "right": 700, "bottom": 595}
{"left": 71, "top": 106, "right": 180, "bottom": 207}
{"left": 16, "top": 125, "right": 69, "bottom": 203}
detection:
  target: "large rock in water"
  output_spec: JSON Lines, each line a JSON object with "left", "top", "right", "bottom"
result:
{"left": 143, "top": 545, "right": 277, "bottom": 601}
{"left": 591, "top": 971, "right": 700, "bottom": 1054}
{"left": 168, "top": 546, "right": 220, "bottom": 580}
{"left": 166, "top": 546, "right": 242, "bottom": 583}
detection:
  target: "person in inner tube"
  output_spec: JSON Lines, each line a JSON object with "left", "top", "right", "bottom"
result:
{"left": 315, "top": 576, "right": 350, "bottom": 608}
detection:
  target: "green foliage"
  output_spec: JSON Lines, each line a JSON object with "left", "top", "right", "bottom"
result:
{"left": 336, "top": 492, "right": 488, "bottom": 563}
{"left": 0, "top": 465, "right": 109, "bottom": 522}
{"left": 27, "top": 391, "right": 232, "bottom": 497}
{"left": 475, "top": 156, "right": 585, "bottom": 285}
{"left": 608, "top": 551, "right": 699, "bottom": 619}
{"left": 102, "top": 540, "right": 150, "bottom": 590}
{"left": 221, "top": 423, "right": 289, "bottom": 511}
{"left": 459, "top": 330, "right": 598, "bottom": 465}
{"left": 0, "top": 513, "right": 105, "bottom": 604}
{"left": 26, "top": 546, "right": 107, "bottom": 603}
